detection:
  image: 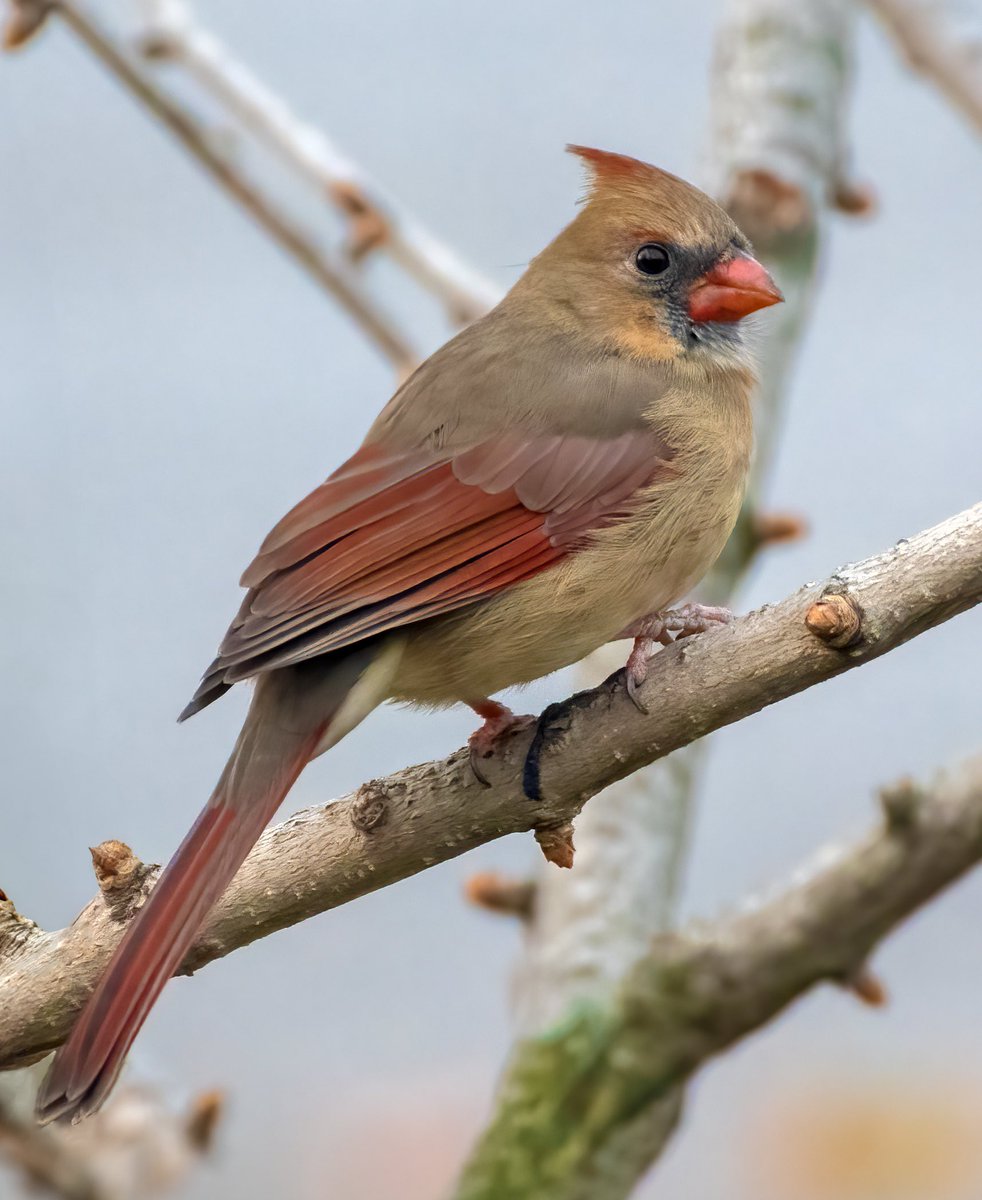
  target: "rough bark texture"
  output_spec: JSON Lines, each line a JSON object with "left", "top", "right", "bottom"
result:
{"left": 1, "top": 501, "right": 979, "bottom": 1070}
{"left": 455, "top": 756, "right": 982, "bottom": 1198}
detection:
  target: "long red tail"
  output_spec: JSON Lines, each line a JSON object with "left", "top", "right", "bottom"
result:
{"left": 36, "top": 656, "right": 371, "bottom": 1124}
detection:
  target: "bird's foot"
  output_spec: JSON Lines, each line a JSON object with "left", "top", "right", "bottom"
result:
{"left": 666, "top": 603, "right": 734, "bottom": 637}
{"left": 467, "top": 699, "right": 536, "bottom": 786}
{"left": 618, "top": 604, "right": 733, "bottom": 714}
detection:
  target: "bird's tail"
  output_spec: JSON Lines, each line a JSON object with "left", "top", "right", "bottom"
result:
{"left": 36, "top": 650, "right": 378, "bottom": 1126}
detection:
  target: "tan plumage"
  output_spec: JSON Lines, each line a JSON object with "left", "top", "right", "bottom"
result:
{"left": 378, "top": 149, "right": 758, "bottom": 701}
{"left": 389, "top": 361, "right": 754, "bottom": 704}
{"left": 38, "top": 146, "right": 780, "bottom": 1125}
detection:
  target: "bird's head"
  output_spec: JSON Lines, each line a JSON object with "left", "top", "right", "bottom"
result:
{"left": 524, "top": 146, "right": 782, "bottom": 364}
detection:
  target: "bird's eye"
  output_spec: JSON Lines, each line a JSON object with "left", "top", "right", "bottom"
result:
{"left": 635, "top": 243, "right": 671, "bottom": 276}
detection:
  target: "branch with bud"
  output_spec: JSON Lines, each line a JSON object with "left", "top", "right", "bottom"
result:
{"left": 0, "top": 500, "right": 979, "bottom": 1071}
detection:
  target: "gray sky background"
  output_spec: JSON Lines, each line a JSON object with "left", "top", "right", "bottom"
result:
{"left": 2, "top": 2, "right": 981, "bottom": 1197}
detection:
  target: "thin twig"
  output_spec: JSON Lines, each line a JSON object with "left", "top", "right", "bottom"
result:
{"left": 5, "top": 0, "right": 418, "bottom": 374}
{"left": 865, "top": 0, "right": 982, "bottom": 136}
{"left": 135, "top": 0, "right": 499, "bottom": 326}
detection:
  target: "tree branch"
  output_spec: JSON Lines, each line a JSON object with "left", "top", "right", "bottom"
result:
{"left": 3, "top": 0, "right": 419, "bottom": 375}
{"left": 1, "top": 500, "right": 979, "bottom": 1068}
{"left": 864, "top": 0, "right": 982, "bottom": 137}
{"left": 134, "top": 0, "right": 499, "bottom": 326}
{"left": 0, "top": 1057, "right": 223, "bottom": 1200}
{"left": 454, "top": 753, "right": 982, "bottom": 1198}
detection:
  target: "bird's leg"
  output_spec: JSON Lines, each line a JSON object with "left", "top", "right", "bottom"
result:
{"left": 617, "top": 604, "right": 734, "bottom": 713}
{"left": 522, "top": 603, "right": 734, "bottom": 800}
{"left": 617, "top": 614, "right": 674, "bottom": 713}
{"left": 467, "top": 699, "right": 536, "bottom": 786}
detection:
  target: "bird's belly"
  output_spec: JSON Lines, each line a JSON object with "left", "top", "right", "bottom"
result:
{"left": 390, "top": 500, "right": 735, "bottom": 705}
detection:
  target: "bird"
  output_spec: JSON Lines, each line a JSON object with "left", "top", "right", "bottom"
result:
{"left": 36, "top": 145, "right": 781, "bottom": 1124}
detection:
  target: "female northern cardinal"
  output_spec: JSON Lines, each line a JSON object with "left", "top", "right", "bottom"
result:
{"left": 38, "top": 146, "right": 781, "bottom": 1123}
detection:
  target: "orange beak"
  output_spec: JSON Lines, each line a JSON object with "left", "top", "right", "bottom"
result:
{"left": 687, "top": 256, "right": 783, "bottom": 324}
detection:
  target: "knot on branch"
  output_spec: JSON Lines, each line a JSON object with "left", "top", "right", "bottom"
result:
{"left": 805, "top": 592, "right": 864, "bottom": 649}
{"left": 350, "top": 781, "right": 389, "bottom": 833}
{"left": 751, "top": 510, "right": 808, "bottom": 551}
{"left": 465, "top": 872, "right": 535, "bottom": 920}
{"left": 185, "top": 1088, "right": 225, "bottom": 1152}
{"left": 138, "top": 30, "right": 179, "bottom": 60}
{"left": 133, "top": 4, "right": 186, "bottom": 59}
{"left": 843, "top": 965, "right": 888, "bottom": 1007}
{"left": 0, "top": 892, "right": 41, "bottom": 959}
{"left": 2, "top": 0, "right": 50, "bottom": 50}
{"left": 723, "top": 169, "right": 813, "bottom": 247}
{"left": 135, "top": 11, "right": 185, "bottom": 61}
{"left": 90, "top": 840, "right": 142, "bottom": 893}
{"left": 89, "top": 841, "right": 151, "bottom": 922}
{"left": 0, "top": 893, "right": 18, "bottom": 951}
{"left": 880, "top": 778, "right": 924, "bottom": 831}
{"left": 329, "top": 181, "right": 391, "bottom": 262}
{"left": 534, "top": 823, "right": 575, "bottom": 870}
{"left": 832, "top": 177, "right": 877, "bottom": 217}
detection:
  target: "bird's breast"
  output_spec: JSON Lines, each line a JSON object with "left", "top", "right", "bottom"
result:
{"left": 390, "top": 465, "right": 746, "bottom": 706}
{"left": 391, "top": 369, "right": 753, "bottom": 706}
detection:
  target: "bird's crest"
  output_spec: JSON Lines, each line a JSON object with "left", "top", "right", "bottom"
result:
{"left": 565, "top": 144, "right": 736, "bottom": 247}
{"left": 567, "top": 144, "right": 681, "bottom": 198}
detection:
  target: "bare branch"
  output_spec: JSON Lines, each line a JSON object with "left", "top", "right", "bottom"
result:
{"left": 0, "top": 1060, "right": 222, "bottom": 1199}
{"left": 5, "top": 0, "right": 419, "bottom": 374}
{"left": 464, "top": 873, "right": 536, "bottom": 921}
{"left": 455, "top": 754, "right": 982, "bottom": 1198}
{"left": 865, "top": 0, "right": 982, "bottom": 136}
{"left": 2, "top": 0, "right": 49, "bottom": 48}
{"left": 1, "top": 500, "right": 979, "bottom": 1068}
{"left": 134, "top": 0, "right": 499, "bottom": 325}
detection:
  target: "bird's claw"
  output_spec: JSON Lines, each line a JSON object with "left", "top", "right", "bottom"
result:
{"left": 618, "top": 604, "right": 733, "bottom": 711}
{"left": 467, "top": 702, "right": 536, "bottom": 787}
{"left": 469, "top": 745, "right": 493, "bottom": 787}
{"left": 624, "top": 638, "right": 654, "bottom": 714}
{"left": 664, "top": 603, "right": 733, "bottom": 639}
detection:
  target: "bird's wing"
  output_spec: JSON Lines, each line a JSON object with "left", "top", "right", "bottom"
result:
{"left": 182, "top": 430, "right": 672, "bottom": 716}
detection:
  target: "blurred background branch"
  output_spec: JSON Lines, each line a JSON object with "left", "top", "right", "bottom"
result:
{"left": 456, "top": 754, "right": 982, "bottom": 1199}
{"left": 0, "top": 1059, "right": 222, "bottom": 1200}
{"left": 864, "top": 0, "right": 982, "bottom": 135}
{"left": 3, "top": 0, "right": 421, "bottom": 374}
{"left": 133, "top": 0, "right": 499, "bottom": 326}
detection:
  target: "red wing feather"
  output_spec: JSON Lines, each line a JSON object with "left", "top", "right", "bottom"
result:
{"left": 183, "top": 429, "right": 672, "bottom": 715}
